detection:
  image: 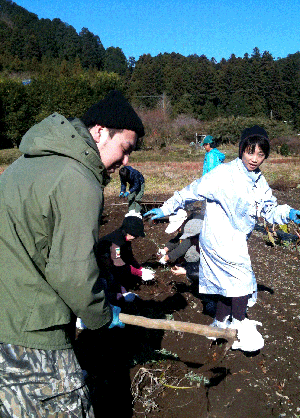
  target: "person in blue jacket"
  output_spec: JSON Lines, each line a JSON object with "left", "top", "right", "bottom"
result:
{"left": 202, "top": 135, "right": 225, "bottom": 175}
{"left": 144, "top": 125, "right": 300, "bottom": 353}
{"left": 200, "top": 135, "right": 226, "bottom": 216}
{"left": 119, "top": 165, "right": 145, "bottom": 212}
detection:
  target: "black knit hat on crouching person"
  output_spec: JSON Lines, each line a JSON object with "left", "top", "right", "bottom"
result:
{"left": 81, "top": 90, "right": 145, "bottom": 138}
{"left": 121, "top": 213, "right": 145, "bottom": 237}
{"left": 239, "top": 125, "right": 270, "bottom": 159}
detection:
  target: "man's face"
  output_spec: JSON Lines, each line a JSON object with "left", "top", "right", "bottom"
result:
{"left": 94, "top": 127, "right": 138, "bottom": 173}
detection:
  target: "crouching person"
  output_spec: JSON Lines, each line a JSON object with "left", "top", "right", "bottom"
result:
{"left": 97, "top": 212, "right": 155, "bottom": 304}
{"left": 158, "top": 212, "right": 203, "bottom": 266}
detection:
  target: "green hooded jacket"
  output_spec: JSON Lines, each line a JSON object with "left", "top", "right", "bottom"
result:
{"left": 0, "top": 113, "right": 112, "bottom": 350}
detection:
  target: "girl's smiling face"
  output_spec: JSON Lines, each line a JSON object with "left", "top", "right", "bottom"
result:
{"left": 242, "top": 144, "right": 266, "bottom": 171}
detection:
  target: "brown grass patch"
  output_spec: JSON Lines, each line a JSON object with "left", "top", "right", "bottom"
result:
{"left": 1, "top": 148, "right": 300, "bottom": 195}
{"left": 105, "top": 161, "right": 203, "bottom": 197}
{"left": 262, "top": 156, "right": 300, "bottom": 190}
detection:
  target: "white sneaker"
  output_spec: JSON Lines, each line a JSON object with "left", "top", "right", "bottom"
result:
{"left": 230, "top": 318, "right": 264, "bottom": 352}
{"left": 207, "top": 316, "right": 230, "bottom": 340}
{"left": 247, "top": 292, "right": 257, "bottom": 308}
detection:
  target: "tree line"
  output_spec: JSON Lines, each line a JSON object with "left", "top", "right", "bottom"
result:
{"left": 129, "top": 49, "right": 300, "bottom": 126}
{"left": 0, "top": 0, "right": 130, "bottom": 74}
{"left": 0, "top": 0, "right": 299, "bottom": 149}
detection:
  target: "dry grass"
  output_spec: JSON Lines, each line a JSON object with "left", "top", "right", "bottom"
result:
{"left": 105, "top": 151, "right": 300, "bottom": 196}
{"left": 262, "top": 157, "right": 300, "bottom": 189}
{"left": 0, "top": 148, "right": 22, "bottom": 165}
{"left": 1, "top": 146, "right": 300, "bottom": 196}
{"left": 105, "top": 161, "right": 203, "bottom": 196}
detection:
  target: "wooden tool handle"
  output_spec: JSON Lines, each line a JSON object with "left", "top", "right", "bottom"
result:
{"left": 119, "top": 313, "right": 236, "bottom": 341}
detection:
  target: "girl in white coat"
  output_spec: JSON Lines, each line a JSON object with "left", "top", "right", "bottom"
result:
{"left": 145, "top": 126, "right": 300, "bottom": 352}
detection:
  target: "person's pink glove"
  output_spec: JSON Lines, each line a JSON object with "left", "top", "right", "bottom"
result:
{"left": 130, "top": 265, "right": 143, "bottom": 277}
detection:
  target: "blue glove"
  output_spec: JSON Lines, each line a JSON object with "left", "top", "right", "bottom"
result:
{"left": 143, "top": 208, "right": 165, "bottom": 219}
{"left": 124, "top": 191, "right": 130, "bottom": 197}
{"left": 289, "top": 208, "right": 300, "bottom": 224}
{"left": 108, "top": 305, "right": 125, "bottom": 329}
{"left": 119, "top": 192, "right": 124, "bottom": 198}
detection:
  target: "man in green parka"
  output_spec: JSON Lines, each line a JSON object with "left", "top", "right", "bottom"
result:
{"left": 0, "top": 90, "right": 144, "bottom": 417}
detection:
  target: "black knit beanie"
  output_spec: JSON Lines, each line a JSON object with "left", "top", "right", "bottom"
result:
{"left": 239, "top": 125, "right": 269, "bottom": 158}
{"left": 122, "top": 216, "right": 145, "bottom": 237}
{"left": 81, "top": 90, "right": 145, "bottom": 138}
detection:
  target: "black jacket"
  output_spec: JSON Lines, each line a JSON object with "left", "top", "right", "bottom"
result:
{"left": 98, "top": 228, "right": 140, "bottom": 272}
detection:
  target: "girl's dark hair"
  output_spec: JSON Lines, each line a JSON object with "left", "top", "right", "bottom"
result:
{"left": 239, "top": 136, "right": 270, "bottom": 159}
{"left": 239, "top": 126, "right": 270, "bottom": 159}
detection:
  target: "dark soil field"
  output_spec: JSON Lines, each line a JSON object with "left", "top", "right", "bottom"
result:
{"left": 75, "top": 189, "right": 300, "bottom": 418}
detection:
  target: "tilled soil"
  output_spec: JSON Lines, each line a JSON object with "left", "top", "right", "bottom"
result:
{"left": 75, "top": 189, "right": 300, "bottom": 418}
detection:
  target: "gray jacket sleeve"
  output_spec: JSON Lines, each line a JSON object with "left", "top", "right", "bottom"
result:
{"left": 167, "top": 238, "right": 192, "bottom": 262}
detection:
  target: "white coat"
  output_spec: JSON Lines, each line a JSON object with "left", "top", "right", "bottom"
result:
{"left": 161, "top": 158, "right": 291, "bottom": 297}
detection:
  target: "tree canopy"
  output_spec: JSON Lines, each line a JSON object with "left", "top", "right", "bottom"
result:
{"left": 0, "top": 0, "right": 300, "bottom": 149}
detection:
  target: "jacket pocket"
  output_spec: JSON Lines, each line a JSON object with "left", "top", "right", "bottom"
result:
{"left": 24, "top": 283, "right": 71, "bottom": 331}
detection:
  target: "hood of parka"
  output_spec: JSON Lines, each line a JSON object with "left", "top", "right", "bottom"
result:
{"left": 19, "top": 113, "right": 110, "bottom": 186}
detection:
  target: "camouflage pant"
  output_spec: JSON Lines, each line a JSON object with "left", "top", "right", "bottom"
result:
{"left": 0, "top": 343, "right": 95, "bottom": 418}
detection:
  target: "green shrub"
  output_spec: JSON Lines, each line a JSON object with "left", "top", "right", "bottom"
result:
{"left": 199, "top": 116, "right": 295, "bottom": 147}
{"left": 280, "top": 143, "right": 289, "bottom": 156}
{"left": 0, "top": 79, "right": 33, "bottom": 148}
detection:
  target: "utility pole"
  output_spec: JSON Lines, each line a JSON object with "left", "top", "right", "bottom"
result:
{"left": 134, "top": 93, "right": 166, "bottom": 116}
{"left": 162, "top": 92, "right": 166, "bottom": 115}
